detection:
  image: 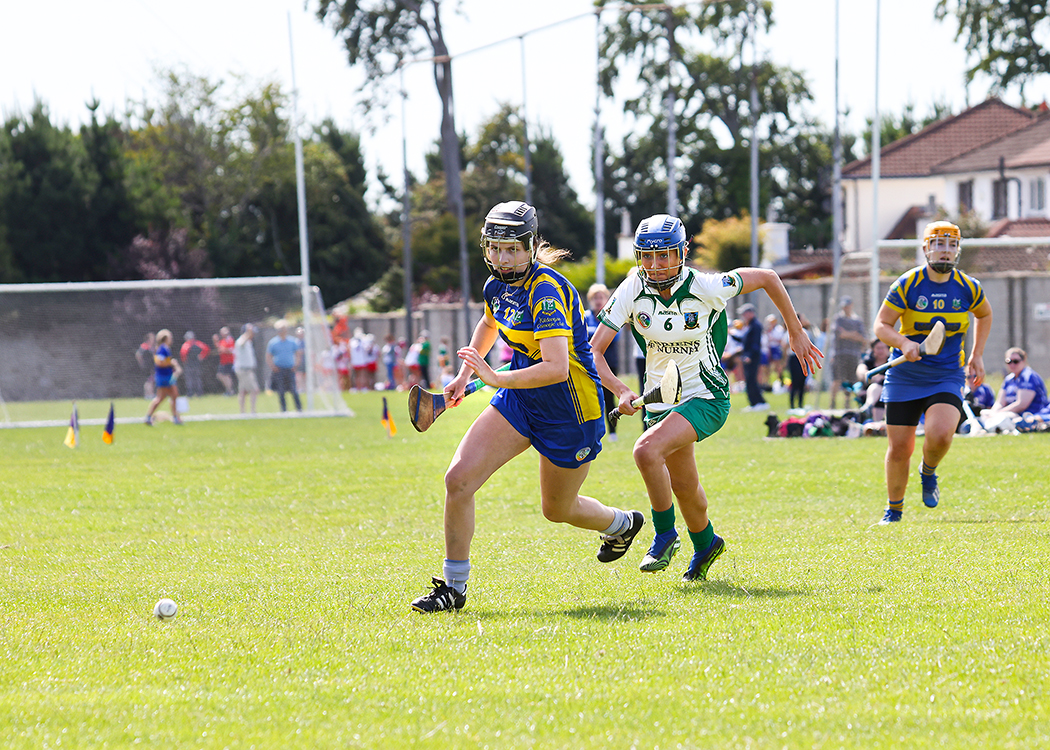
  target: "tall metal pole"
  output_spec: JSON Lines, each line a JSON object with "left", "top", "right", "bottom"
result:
{"left": 594, "top": 10, "right": 605, "bottom": 286}
{"left": 288, "top": 13, "right": 313, "bottom": 410}
{"left": 749, "top": 2, "right": 760, "bottom": 270}
{"left": 870, "top": 0, "right": 882, "bottom": 326}
{"left": 400, "top": 65, "right": 414, "bottom": 344}
{"left": 665, "top": 8, "right": 677, "bottom": 215}
{"left": 831, "top": 0, "right": 843, "bottom": 284}
{"left": 520, "top": 37, "right": 533, "bottom": 205}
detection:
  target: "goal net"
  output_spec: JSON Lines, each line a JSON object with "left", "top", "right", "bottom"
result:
{"left": 0, "top": 277, "right": 351, "bottom": 427}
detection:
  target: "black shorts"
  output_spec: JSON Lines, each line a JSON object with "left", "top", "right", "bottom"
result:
{"left": 885, "top": 392, "right": 963, "bottom": 426}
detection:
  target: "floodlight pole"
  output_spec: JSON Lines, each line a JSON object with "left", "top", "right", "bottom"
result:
{"left": 870, "top": 0, "right": 882, "bottom": 326}
{"left": 288, "top": 12, "right": 314, "bottom": 410}
{"left": 594, "top": 10, "right": 606, "bottom": 285}
{"left": 749, "top": 1, "right": 760, "bottom": 272}
{"left": 520, "top": 37, "right": 533, "bottom": 205}
{"left": 665, "top": 7, "right": 677, "bottom": 215}
{"left": 400, "top": 64, "right": 414, "bottom": 344}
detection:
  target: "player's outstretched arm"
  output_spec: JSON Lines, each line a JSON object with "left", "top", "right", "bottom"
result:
{"left": 591, "top": 324, "right": 638, "bottom": 414}
{"left": 735, "top": 267, "right": 824, "bottom": 377}
{"left": 445, "top": 313, "right": 499, "bottom": 406}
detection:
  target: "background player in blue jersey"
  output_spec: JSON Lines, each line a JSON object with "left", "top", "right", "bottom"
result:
{"left": 145, "top": 329, "right": 183, "bottom": 426}
{"left": 411, "top": 201, "right": 644, "bottom": 613}
{"left": 875, "top": 221, "right": 993, "bottom": 524}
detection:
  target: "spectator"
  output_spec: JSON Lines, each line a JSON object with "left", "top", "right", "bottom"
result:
{"left": 145, "top": 329, "right": 183, "bottom": 425}
{"left": 136, "top": 332, "right": 156, "bottom": 399}
{"left": 234, "top": 324, "right": 260, "bottom": 414}
{"left": 738, "top": 303, "right": 768, "bottom": 411}
{"left": 720, "top": 318, "right": 745, "bottom": 393}
{"left": 438, "top": 336, "right": 455, "bottom": 388}
{"left": 786, "top": 313, "right": 816, "bottom": 411}
{"left": 179, "top": 331, "right": 211, "bottom": 398}
{"left": 404, "top": 338, "right": 421, "bottom": 387}
{"left": 266, "top": 320, "right": 302, "bottom": 412}
{"left": 763, "top": 313, "right": 787, "bottom": 392}
{"left": 417, "top": 330, "right": 432, "bottom": 389}
{"left": 396, "top": 338, "right": 411, "bottom": 389}
{"left": 964, "top": 376, "right": 995, "bottom": 412}
{"left": 829, "top": 296, "right": 867, "bottom": 409}
{"left": 988, "top": 347, "right": 1049, "bottom": 417}
{"left": 334, "top": 339, "right": 350, "bottom": 391}
{"left": 363, "top": 333, "right": 379, "bottom": 391}
{"left": 212, "top": 326, "right": 236, "bottom": 396}
{"left": 349, "top": 328, "right": 367, "bottom": 392}
{"left": 381, "top": 334, "right": 399, "bottom": 391}
{"left": 584, "top": 282, "right": 624, "bottom": 442}
{"left": 855, "top": 337, "right": 891, "bottom": 421}
{"left": 294, "top": 326, "right": 307, "bottom": 393}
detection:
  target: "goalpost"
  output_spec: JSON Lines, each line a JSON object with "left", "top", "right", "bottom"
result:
{"left": 0, "top": 276, "right": 352, "bottom": 427}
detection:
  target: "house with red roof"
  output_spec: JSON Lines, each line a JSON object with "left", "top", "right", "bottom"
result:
{"left": 840, "top": 98, "right": 1050, "bottom": 256}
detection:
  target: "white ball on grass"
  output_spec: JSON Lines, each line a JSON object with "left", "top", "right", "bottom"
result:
{"left": 154, "top": 598, "right": 178, "bottom": 620}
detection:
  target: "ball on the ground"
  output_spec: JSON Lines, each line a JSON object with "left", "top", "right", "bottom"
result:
{"left": 154, "top": 598, "right": 178, "bottom": 620}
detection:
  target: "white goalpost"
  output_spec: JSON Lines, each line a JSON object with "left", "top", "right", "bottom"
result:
{"left": 0, "top": 276, "right": 352, "bottom": 427}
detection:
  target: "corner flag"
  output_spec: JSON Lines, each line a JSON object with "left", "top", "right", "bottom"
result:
{"left": 382, "top": 396, "right": 397, "bottom": 437}
{"left": 103, "top": 403, "right": 115, "bottom": 444}
{"left": 64, "top": 404, "right": 79, "bottom": 449}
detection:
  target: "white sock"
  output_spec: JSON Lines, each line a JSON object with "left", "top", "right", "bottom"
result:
{"left": 600, "top": 509, "right": 630, "bottom": 537}
{"left": 443, "top": 558, "right": 470, "bottom": 594}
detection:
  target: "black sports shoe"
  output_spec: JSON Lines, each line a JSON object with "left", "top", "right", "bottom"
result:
{"left": 597, "top": 510, "right": 645, "bottom": 563}
{"left": 682, "top": 535, "right": 725, "bottom": 582}
{"left": 411, "top": 577, "right": 466, "bottom": 613}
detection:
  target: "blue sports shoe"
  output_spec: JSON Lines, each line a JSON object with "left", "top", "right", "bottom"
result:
{"left": 879, "top": 508, "right": 902, "bottom": 524}
{"left": 639, "top": 531, "right": 681, "bottom": 572}
{"left": 682, "top": 535, "right": 725, "bottom": 582}
{"left": 921, "top": 473, "right": 939, "bottom": 508}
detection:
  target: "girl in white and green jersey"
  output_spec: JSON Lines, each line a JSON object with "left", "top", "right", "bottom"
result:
{"left": 590, "top": 214, "right": 824, "bottom": 581}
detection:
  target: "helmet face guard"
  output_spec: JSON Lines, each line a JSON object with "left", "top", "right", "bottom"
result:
{"left": 633, "top": 214, "right": 687, "bottom": 291}
{"left": 922, "top": 221, "right": 962, "bottom": 274}
{"left": 481, "top": 201, "right": 538, "bottom": 283}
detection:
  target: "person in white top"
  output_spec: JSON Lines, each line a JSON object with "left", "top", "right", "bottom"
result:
{"left": 233, "top": 323, "right": 259, "bottom": 414}
{"left": 591, "top": 214, "right": 823, "bottom": 582}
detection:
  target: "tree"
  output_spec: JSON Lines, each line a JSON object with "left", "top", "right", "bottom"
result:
{"left": 1, "top": 101, "right": 127, "bottom": 282}
{"left": 317, "top": 0, "right": 474, "bottom": 301}
{"left": 124, "top": 71, "right": 391, "bottom": 302}
{"left": 598, "top": 1, "right": 839, "bottom": 250}
{"left": 936, "top": 1, "right": 1050, "bottom": 94}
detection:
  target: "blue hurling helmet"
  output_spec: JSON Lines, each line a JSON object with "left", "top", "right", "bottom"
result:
{"left": 633, "top": 214, "right": 687, "bottom": 291}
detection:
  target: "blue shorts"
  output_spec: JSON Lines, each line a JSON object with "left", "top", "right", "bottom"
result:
{"left": 155, "top": 372, "right": 176, "bottom": 389}
{"left": 769, "top": 345, "right": 783, "bottom": 361}
{"left": 491, "top": 387, "right": 605, "bottom": 469}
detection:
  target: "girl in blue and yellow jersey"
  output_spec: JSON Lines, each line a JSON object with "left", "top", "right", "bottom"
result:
{"left": 875, "top": 221, "right": 993, "bottom": 524}
{"left": 411, "top": 201, "right": 645, "bottom": 613}
{"left": 145, "top": 329, "right": 183, "bottom": 426}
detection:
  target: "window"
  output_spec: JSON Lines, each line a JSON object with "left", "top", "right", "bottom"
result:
{"left": 993, "top": 179, "right": 1009, "bottom": 219}
{"left": 958, "top": 180, "right": 974, "bottom": 212}
{"left": 1031, "top": 177, "right": 1046, "bottom": 212}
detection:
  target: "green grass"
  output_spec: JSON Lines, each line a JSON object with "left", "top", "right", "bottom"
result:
{"left": 2, "top": 388, "right": 1048, "bottom": 748}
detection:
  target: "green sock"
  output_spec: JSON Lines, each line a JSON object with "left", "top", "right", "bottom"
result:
{"left": 689, "top": 521, "right": 715, "bottom": 552}
{"left": 652, "top": 507, "right": 676, "bottom": 536}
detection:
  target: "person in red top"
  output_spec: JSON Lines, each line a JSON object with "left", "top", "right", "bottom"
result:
{"left": 180, "top": 331, "right": 212, "bottom": 397}
{"left": 212, "top": 326, "right": 236, "bottom": 396}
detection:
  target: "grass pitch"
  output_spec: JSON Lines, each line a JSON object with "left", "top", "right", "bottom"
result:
{"left": 1, "top": 388, "right": 1048, "bottom": 748}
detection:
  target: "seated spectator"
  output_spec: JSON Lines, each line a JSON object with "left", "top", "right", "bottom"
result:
{"left": 988, "top": 347, "right": 1049, "bottom": 418}
{"left": 963, "top": 377, "right": 995, "bottom": 412}
{"left": 855, "top": 338, "right": 890, "bottom": 421}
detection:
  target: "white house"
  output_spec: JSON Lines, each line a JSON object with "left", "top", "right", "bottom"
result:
{"left": 841, "top": 98, "right": 1050, "bottom": 252}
